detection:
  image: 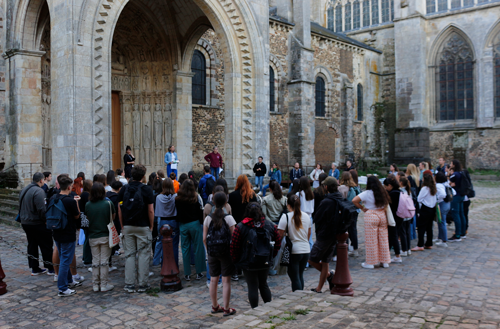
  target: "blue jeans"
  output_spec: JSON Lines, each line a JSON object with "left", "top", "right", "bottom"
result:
{"left": 410, "top": 214, "right": 417, "bottom": 240}
{"left": 438, "top": 202, "right": 450, "bottom": 242}
{"left": 255, "top": 176, "right": 264, "bottom": 192}
{"left": 262, "top": 184, "right": 270, "bottom": 197}
{"left": 451, "top": 195, "right": 466, "bottom": 238}
{"left": 55, "top": 241, "right": 76, "bottom": 292}
{"left": 166, "top": 165, "right": 177, "bottom": 178}
{"left": 210, "top": 167, "right": 219, "bottom": 180}
{"left": 153, "top": 218, "right": 179, "bottom": 268}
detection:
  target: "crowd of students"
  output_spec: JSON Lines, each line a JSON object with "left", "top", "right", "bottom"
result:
{"left": 17, "top": 156, "right": 473, "bottom": 313}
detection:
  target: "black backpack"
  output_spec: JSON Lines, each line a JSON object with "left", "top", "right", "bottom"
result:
{"left": 205, "top": 176, "right": 216, "bottom": 196}
{"left": 336, "top": 198, "right": 359, "bottom": 234}
{"left": 460, "top": 170, "right": 475, "bottom": 198}
{"left": 206, "top": 215, "right": 231, "bottom": 257}
{"left": 236, "top": 221, "right": 274, "bottom": 270}
{"left": 121, "top": 184, "right": 145, "bottom": 221}
{"left": 444, "top": 186, "right": 454, "bottom": 203}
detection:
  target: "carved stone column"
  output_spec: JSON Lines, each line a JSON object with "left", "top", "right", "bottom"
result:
{"left": 142, "top": 95, "right": 152, "bottom": 167}
{"left": 343, "top": 81, "right": 354, "bottom": 161}
{"left": 132, "top": 95, "right": 141, "bottom": 160}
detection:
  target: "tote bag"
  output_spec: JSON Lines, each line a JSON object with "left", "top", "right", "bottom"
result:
{"left": 279, "top": 213, "right": 294, "bottom": 266}
{"left": 107, "top": 202, "right": 120, "bottom": 248}
{"left": 385, "top": 206, "right": 396, "bottom": 227}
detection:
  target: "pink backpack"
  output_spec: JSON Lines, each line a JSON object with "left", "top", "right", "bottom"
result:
{"left": 397, "top": 193, "right": 416, "bottom": 219}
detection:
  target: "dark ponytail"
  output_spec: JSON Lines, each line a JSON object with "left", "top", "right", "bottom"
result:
{"left": 211, "top": 192, "right": 227, "bottom": 230}
{"left": 288, "top": 194, "right": 302, "bottom": 230}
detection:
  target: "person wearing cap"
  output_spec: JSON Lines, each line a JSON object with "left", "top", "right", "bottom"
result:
{"left": 253, "top": 156, "right": 267, "bottom": 195}
{"left": 308, "top": 177, "right": 343, "bottom": 293}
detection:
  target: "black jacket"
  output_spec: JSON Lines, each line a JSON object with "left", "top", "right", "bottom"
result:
{"left": 289, "top": 168, "right": 304, "bottom": 181}
{"left": 228, "top": 189, "right": 258, "bottom": 224}
{"left": 313, "top": 192, "right": 343, "bottom": 241}
{"left": 253, "top": 162, "right": 267, "bottom": 177}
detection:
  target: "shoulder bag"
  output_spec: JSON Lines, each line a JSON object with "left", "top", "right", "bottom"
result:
{"left": 279, "top": 213, "right": 294, "bottom": 266}
{"left": 107, "top": 201, "right": 120, "bottom": 248}
{"left": 385, "top": 206, "right": 396, "bottom": 227}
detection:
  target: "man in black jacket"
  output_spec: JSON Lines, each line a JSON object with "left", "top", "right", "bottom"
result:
{"left": 289, "top": 163, "right": 304, "bottom": 189}
{"left": 309, "top": 177, "right": 343, "bottom": 293}
{"left": 20, "top": 172, "right": 54, "bottom": 276}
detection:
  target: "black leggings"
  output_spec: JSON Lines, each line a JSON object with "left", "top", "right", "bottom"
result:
{"left": 418, "top": 205, "right": 435, "bottom": 247}
{"left": 388, "top": 225, "right": 400, "bottom": 256}
{"left": 463, "top": 200, "right": 471, "bottom": 232}
{"left": 243, "top": 269, "right": 272, "bottom": 308}
{"left": 287, "top": 253, "right": 309, "bottom": 291}
{"left": 396, "top": 218, "right": 408, "bottom": 252}
{"left": 347, "top": 213, "right": 359, "bottom": 250}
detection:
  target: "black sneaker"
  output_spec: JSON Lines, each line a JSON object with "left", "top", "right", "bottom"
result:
{"left": 68, "top": 281, "right": 83, "bottom": 288}
{"left": 231, "top": 274, "right": 239, "bottom": 281}
{"left": 137, "top": 284, "right": 151, "bottom": 293}
{"left": 449, "top": 236, "right": 462, "bottom": 242}
{"left": 124, "top": 285, "right": 136, "bottom": 293}
{"left": 326, "top": 270, "right": 335, "bottom": 291}
{"left": 184, "top": 275, "right": 191, "bottom": 281}
{"left": 195, "top": 273, "right": 205, "bottom": 280}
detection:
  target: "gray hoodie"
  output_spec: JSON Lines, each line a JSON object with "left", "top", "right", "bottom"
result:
{"left": 155, "top": 193, "right": 177, "bottom": 218}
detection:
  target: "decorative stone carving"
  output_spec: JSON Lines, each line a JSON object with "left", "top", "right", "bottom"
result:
{"left": 112, "top": 42, "right": 127, "bottom": 74}
{"left": 132, "top": 101, "right": 141, "bottom": 150}
{"left": 154, "top": 102, "right": 163, "bottom": 149}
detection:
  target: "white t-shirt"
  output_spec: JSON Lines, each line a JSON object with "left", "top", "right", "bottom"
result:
{"left": 358, "top": 190, "right": 384, "bottom": 210}
{"left": 278, "top": 211, "right": 311, "bottom": 254}
{"left": 203, "top": 215, "right": 236, "bottom": 228}
{"left": 105, "top": 185, "right": 112, "bottom": 192}
{"left": 296, "top": 191, "right": 314, "bottom": 216}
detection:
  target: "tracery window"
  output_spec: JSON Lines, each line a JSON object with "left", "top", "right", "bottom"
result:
{"left": 192, "top": 49, "right": 206, "bottom": 105}
{"left": 494, "top": 35, "right": 500, "bottom": 118}
{"left": 315, "top": 77, "right": 326, "bottom": 117}
{"left": 353, "top": 1, "right": 360, "bottom": 30}
{"left": 382, "top": 0, "right": 390, "bottom": 22}
{"left": 451, "top": 0, "right": 461, "bottom": 9}
{"left": 438, "top": 0, "right": 447, "bottom": 11}
{"left": 436, "top": 33, "right": 474, "bottom": 121}
{"left": 335, "top": 4, "right": 343, "bottom": 32}
{"left": 463, "top": 0, "right": 473, "bottom": 6}
{"left": 357, "top": 84, "right": 364, "bottom": 121}
{"left": 270, "top": 66, "right": 276, "bottom": 112}
{"left": 328, "top": 5, "right": 334, "bottom": 30}
{"left": 363, "top": 0, "right": 370, "bottom": 27}
{"left": 427, "top": 0, "right": 436, "bottom": 14}
{"left": 371, "top": 0, "right": 379, "bottom": 25}
{"left": 345, "top": 2, "right": 352, "bottom": 31}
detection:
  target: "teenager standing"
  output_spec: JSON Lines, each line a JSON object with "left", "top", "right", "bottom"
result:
{"left": 253, "top": 156, "right": 267, "bottom": 195}
{"left": 412, "top": 172, "right": 438, "bottom": 251}
{"left": 123, "top": 146, "right": 135, "bottom": 180}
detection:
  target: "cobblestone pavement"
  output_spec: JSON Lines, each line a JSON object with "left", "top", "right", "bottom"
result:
{"left": 0, "top": 182, "right": 499, "bottom": 329}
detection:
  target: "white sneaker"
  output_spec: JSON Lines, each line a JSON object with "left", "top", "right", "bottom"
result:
{"left": 93, "top": 285, "right": 100, "bottom": 292}
{"left": 72, "top": 274, "right": 85, "bottom": 282}
{"left": 206, "top": 281, "right": 210, "bottom": 288}
{"left": 54, "top": 274, "right": 58, "bottom": 282}
{"left": 348, "top": 245, "right": 354, "bottom": 252}
{"left": 407, "top": 250, "right": 411, "bottom": 255}
{"left": 391, "top": 257, "right": 402, "bottom": 263}
{"left": 218, "top": 281, "right": 223, "bottom": 288}
{"left": 109, "top": 266, "right": 117, "bottom": 272}
{"left": 461, "top": 235, "right": 467, "bottom": 239}
{"left": 58, "top": 288, "right": 76, "bottom": 297}
{"left": 361, "top": 262, "right": 374, "bottom": 269}
{"left": 435, "top": 242, "right": 448, "bottom": 247}
{"left": 382, "top": 263, "right": 390, "bottom": 268}
{"left": 348, "top": 250, "right": 359, "bottom": 257}
{"left": 88, "top": 268, "right": 93, "bottom": 272}
{"left": 332, "top": 256, "right": 337, "bottom": 262}
{"left": 149, "top": 272, "right": 154, "bottom": 277}
{"left": 400, "top": 251, "right": 408, "bottom": 257}
{"left": 257, "top": 191, "right": 263, "bottom": 196}
{"left": 101, "top": 284, "right": 114, "bottom": 292}
{"left": 432, "top": 238, "right": 440, "bottom": 243}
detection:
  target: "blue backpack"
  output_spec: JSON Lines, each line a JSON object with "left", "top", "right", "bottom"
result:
{"left": 46, "top": 196, "right": 69, "bottom": 230}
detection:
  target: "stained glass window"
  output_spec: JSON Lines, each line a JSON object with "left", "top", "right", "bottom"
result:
{"left": 451, "top": 0, "right": 461, "bottom": 9}
{"left": 353, "top": 1, "right": 360, "bottom": 30}
{"left": 357, "top": 84, "right": 364, "bottom": 121}
{"left": 335, "top": 4, "right": 343, "bottom": 32}
{"left": 372, "top": 0, "right": 379, "bottom": 25}
{"left": 363, "top": 0, "right": 370, "bottom": 27}
{"left": 316, "top": 77, "right": 326, "bottom": 117}
{"left": 427, "top": 0, "right": 436, "bottom": 14}
{"left": 328, "top": 5, "right": 334, "bottom": 31}
{"left": 345, "top": 3, "right": 352, "bottom": 31}
{"left": 382, "top": 0, "right": 390, "bottom": 22}
{"left": 438, "top": 0, "right": 447, "bottom": 11}
{"left": 192, "top": 50, "right": 206, "bottom": 105}
{"left": 270, "top": 66, "right": 275, "bottom": 112}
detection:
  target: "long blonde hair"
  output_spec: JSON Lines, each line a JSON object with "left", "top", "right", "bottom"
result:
{"left": 339, "top": 171, "right": 356, "bottom": 188}
{"left": 406, "top": 164, "right": 420, "bottom": 187}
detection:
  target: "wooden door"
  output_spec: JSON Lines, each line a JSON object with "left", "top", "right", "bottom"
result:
{"left": 111, "top": 92, "right": 122, "bottom": 171}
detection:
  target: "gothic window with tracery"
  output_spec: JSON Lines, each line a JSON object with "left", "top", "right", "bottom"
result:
{"left": 372, "top": 0, "right": 379, "bottom": 25}
{"left": 345, "top": 2, "right": 352, "bottom": 31}
{"left": 316, "top": 77, "right": 326, "bottom": 117}
{"left": 335, "top": 4, "right": 343, "bottom": 32}
{"left": 363, "top": 0, "right": 370, "bottom": 27}
{"left": 494, "top": 34, "right": 500, "bottom": 118}
{"left": 463, "top": 0, "right": 473, "bottom": 6}
{"left": 192, "top": 50, "right": 206, "bottom": 105}
{"left": 436, "top": 33, "right": 474, "bottom": 121}
{"left": 438, "top": 0, "right": 447, "bottom": 11}
{"left": 357, "top": 84, "right": 364, "bottom": 121}
{"left": 427, "top": 0, "right": 436, "bottom": 14}
{"left": 451, "top": 0, "right": 461, "bottom": 9}
{"left": 328, "top": 5, "right": 334, "bottom": 30}
{"left": 382, "top": 0, "right": 390, "bottom": 22}
{"left": 270, "top": 66, "right": 276, "bottom": 112}
{"left": 353, "top": 1, "right": 360, "bottom": 30}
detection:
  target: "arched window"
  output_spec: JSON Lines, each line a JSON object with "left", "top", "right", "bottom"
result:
{"left": 357, "top": 84, "right": 363, "bottom": 121}
{"left": 315, "top": 76, "right": 326, "bottom": 117}
{"left": 436, "top": 33, "right": 474, "bottom": 121}
{"left": 327, "top": 6, "right": 334, "bottom": 31}
{"left": 191, "top": 49, "right": 206, "bottom": 105}
{"left": 353, "top": 1, "right": 360, "bottom": 30}
{"left": 363, "top": 0, "right": 370, "bottom": 27}
{"left": 494, "top": 34, "right": 500, "bottom": 118}
{"left": 427, "top": 0, "right": 436, "bottom": 14}
{"left": 270, "top": 66, "right": 275, "bottom": 112}
{"left": 372, "top": 0, "right": 379, "bottom": 25}
{"left": 438, "top": 0, "right": 447, "bottom": 11}
{"left": 345, "top": 3, "right": 352, "bottom": 31}
{"left": 335, "top": 4, "right": 342, "bottom": 32}
{"left": 382, "top": 0, "right": 390, "bottom": 22}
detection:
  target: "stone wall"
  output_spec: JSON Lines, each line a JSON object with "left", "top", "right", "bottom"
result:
{"left": 314, "top": 118, "right": 336, "bottom": 167}
{"left": 192, "top": 106, "right": 225, "bottom": 172}
{"left": 270, "top": 113, "right": 289, "bottom": 167}
{"left": 0, "top": 7, "right": 5, "bottom": 167}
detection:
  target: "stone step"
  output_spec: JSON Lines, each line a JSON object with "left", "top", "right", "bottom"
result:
{"left": 0, "top": 199, "right": 18, "bottom": 208}
{"left": 0, "top": 188, "right": 21, "bottom": 195}
{"left": 0, "top": 206, "right": 19, "bottom": 218}
{"left": 0, "top": 194, "right": 19, "bottom": 202}
{"left": 0, "top": 214, "right": 20, "bottom": 228}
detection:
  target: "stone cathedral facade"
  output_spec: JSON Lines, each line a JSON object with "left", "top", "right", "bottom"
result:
{"left": 0, "top": 0, "right": 499, "bottom": 186}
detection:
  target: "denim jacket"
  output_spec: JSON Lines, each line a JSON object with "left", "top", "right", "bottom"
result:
{"left": 268, "top": 169, "right": 282, "bottom": 185}
{"left": 164, "top": 152, "right": 178, "bottom": 165}
{"left": 329, "top": 168, "right": 340, "bottom": 180}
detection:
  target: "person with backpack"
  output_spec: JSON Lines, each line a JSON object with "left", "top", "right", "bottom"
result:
{"left": 176, "top": 179, "right": 206, "bottom": 281}
{"left": 230, "top": 202, "right": 282, "bottom": 308}
{"left": 228, "top": 175, "right": 258, "bottom": 224}
{"left": 338, "top": 171, "right": 361, "bottom": 257}
{"left": 435, "top": 172, "right": 453, "bottom": 247}
{"left": 153, "top": 178, "right": 179, "bottom": 267}
{"left": 449, "top": 160, "right": 467, "bottom": 241}
{"left": 309, "top": 177, "right": 349, "bottom": 292}
{"left": 19, "top": 172, "right": 54, "bottom": 276}
{"left": 296, "top": 176, "right": 314, "bottom": 254}
{"left": 47, "top": 175, "right": 83, "bottom": 297}
{"left": 85, "top": 182, "right": 115, "bottom": 292}
{"left": 383, "top": 175, "right": 404, "bottom": 262}
{"left": 399, "top": 176, "right": 414, "bottom": 252}
{"left": 198, "top": 165, "right": 216, "bottom": 205}
{"left": 278, "top": 194, "right": 311, "bottom": 292}
{"left": 411, "top": 172, "right": 439, "bottom": 251}
{"left": 203, "top": 192, "right": 237, "bottom": 316}
{"left": 117, "top": 164, "right": 155, "bottom": 293}
{"left": 352, "top": 176, "right": 391, "bottom": 269}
